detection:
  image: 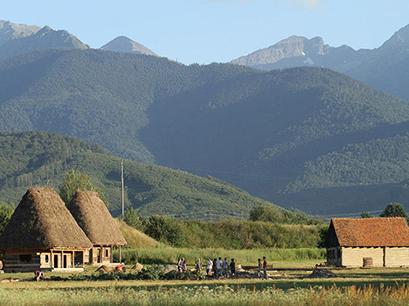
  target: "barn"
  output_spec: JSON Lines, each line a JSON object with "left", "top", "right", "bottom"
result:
{"left": 0, "top": 188, "right": 93, "bottom": 272}
{"left": 68, "top": 191, "right": 126, "bottom": 265}
{"left": 326, "top": 217, "right": 409, "bottom": 267}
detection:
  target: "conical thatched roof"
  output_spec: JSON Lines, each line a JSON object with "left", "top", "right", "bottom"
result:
{"left": 68, "top": 191, "right": 126, "bottom": 246}
{"left": 0, "top": 187, "right": 93, "bottom": 252}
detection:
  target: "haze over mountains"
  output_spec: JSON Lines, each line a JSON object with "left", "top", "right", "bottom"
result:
{"left": 231, "top": 24, "right": 409, "bottom": 101}
{"left": 2, "top": 19, "right": 409, "bottom": 216}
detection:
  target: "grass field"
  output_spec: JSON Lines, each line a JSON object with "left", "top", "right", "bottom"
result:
{"left": 1, "top": 264, "right": 409, "bottom": 305}
{"left": 1, "top": 248, "right": 408, "bottom": 306}
{"left": 116, "top": 246, "right": 325, "bottom": 265}
{"left": 0, "top": 274, "right": 409, "bottom": 305}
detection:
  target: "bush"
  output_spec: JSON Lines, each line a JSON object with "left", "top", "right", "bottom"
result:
{"left": 124, "top": 208, "right": 145, "bottom": 230}
{"left": 144, "top": 215, "right": 185, "bottom": 246}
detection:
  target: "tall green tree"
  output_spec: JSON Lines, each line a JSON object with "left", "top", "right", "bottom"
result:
{"left": 0, "top": 203, "right": 14, "bottom": 235}
{"left": 380, "top": 202, "right": 408, "bottom": 219}
{"left": 124, "top": 208, "right": 145, "bottom": 231}
{"left": 59, "top": 169, "right": 96, "bottom": 204}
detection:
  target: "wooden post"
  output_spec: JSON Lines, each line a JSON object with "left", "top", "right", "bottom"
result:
{"left": 121, "top": 160, "right": 125, "bottom": 219}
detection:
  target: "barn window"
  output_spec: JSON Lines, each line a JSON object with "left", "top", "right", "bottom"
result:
{"left": 45, "top": 255, "right": 49, "bottom": 263}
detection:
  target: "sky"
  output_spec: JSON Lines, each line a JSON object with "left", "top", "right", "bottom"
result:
{"left": 2, "top": 0, "right": 409, "bottom": 64}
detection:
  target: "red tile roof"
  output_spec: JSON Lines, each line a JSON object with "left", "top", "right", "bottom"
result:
{"left": 331, "top": 217, "right": 409, "bottom": 247}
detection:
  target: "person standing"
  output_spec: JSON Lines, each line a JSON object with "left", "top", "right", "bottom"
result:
{"left": 257, "top": 258, "right": 262, "bottom": 278}
{"left": 223, "top": 257, "right": 228, "bottom": 277}
{"left": 195, "top": 258, "right": 202, "bottom": 274}
{"left": 213, "top": 258, "right": 217, "bottom": 276}
{"left": 263, "top": 256, "right": 268, "bottom": 279}
{"left": 230, "top": 258, "right": 235, "bottom": 277}
{"left": 216, "top": 257, "right": 223, "bottom": 278}
{"left": 177, "top": 258, "right": 183, "bottom": 272}
{"left": 182, "top": 258, "right": 187, "bottom": 272}
{"left": 206, "top": 258, "right": 213, "bottom": 276}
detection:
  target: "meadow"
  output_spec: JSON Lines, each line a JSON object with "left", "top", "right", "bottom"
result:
{"left": 0, "top": 263, "right": 409, "bottom": 305}
{"left": 116, "top": 246, "right": 325, "bottom": 266}
{"left": 1, "top": 277, "right": 409, "bottom": 305}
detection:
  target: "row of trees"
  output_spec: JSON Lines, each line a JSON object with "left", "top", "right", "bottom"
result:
{"left": 361, "top": 202, "right": 408, "bottom": 219}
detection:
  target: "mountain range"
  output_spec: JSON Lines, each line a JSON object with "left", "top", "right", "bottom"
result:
{"left": 231, "top": 24, "right": 409, "bottom": 101}
{"left": 0, "top": 20, "right": 156, "bottom": 60}
{"left": 2, "top": 19, "right": 409, "bottom": 216}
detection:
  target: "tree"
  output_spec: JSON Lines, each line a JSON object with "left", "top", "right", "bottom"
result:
{"left": 0, "top": 203, "right": 14, "bottom": 235}
{"left": 59, "top": 169, "right": 96, "bottom": 204}
{"left": 124, "top": 208, "right": 145, "bottom": 230}
{"left": 360, "top": 211, "right": 371, "bottom": 218}
{"left": 317, "top": 226, "right": 329, "bottom": 248}
{"left": 380, "top": 202, "right": 408, "bottom": 219}
{"left": 144, "top": 215, "right": 184, "bottom": 246}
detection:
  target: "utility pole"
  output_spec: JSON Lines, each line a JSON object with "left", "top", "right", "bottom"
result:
{"left": 120, "top": 159, "right": 125, "bottom": 264}
{"left": 121, "top": 160, "right": 125, "bottom": 219}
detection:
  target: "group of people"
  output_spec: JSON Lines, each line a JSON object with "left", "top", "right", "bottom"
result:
{"left": 205, "top": 257, "right": 236, "bottom": 278}
{"left": 177, "top": 258, "right": 187, "bottom": 272}
{"left": 177, "top": 256, "right": 269, "bottom": 279}
{"left": 257, "top": 257, "right": 269, "bottom": 279}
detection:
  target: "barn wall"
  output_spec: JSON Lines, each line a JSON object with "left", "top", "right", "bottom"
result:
{"left": 327, "top": 247, "right": 341, "bottom": 266}
{"left": 385, "top": 247, "right": 409, "bottom": 267}
{"left": 3, "top": 253, "right": 41, "bottom": 272}
{"left": 341, "top": 247, "right": 384, "bottom": 267}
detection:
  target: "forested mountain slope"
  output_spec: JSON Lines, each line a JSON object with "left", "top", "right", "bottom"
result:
{"left": 0, "top": 132, "right": 310, "bottom": 221}
{"left": 141, "top": 67, "right": 409, "bottom": 213}
{"left": 0, "top": 49, "right": 252, "bottom": 161}
{"left": 1, "top": 49, "right": 409, "bottom": 213}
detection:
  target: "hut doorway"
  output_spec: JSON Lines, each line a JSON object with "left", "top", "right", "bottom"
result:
{"left": 63, "top": 255, "right": 68, "bottom": 268}
{"left": 53, "top": 254, "right": 59, "bottom": 268}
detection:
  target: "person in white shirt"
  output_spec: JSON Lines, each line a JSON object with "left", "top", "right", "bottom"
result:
{"left": 206, "top": 258, "right": 213, "bottom": 276}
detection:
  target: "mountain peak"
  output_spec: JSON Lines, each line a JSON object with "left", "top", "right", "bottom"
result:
{"left": 101, "top": 36, "right": 157, "bottom": 56}
{"left": 0, "top": 20, "right": 40, "bottom": 45}
{"left": 231, "top": 35, "right": 327, "bottom": 66}
{"left": 380, "top": 23, "right": 409, "bottom": 50}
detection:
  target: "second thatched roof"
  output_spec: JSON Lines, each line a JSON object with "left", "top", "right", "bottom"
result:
{"left": 0, "top": 187, "right": 93, "bottom": 252}
{"left": 68, "top": 191, "right": 127, "bottom": 246}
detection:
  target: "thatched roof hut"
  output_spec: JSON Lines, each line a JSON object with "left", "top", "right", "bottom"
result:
{"left": 68, "top": 191, "right": 126, "bottom": 246}
{"left": 0, "top": 187, "right": 93, "bottom": 252}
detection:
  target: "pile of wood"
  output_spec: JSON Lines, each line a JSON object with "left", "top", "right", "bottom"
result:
{"left": 307, "top": 268, "right": 337, "bottom": 278}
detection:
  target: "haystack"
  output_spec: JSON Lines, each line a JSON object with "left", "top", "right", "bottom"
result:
{"left": 0, "top": 187, "right": 92, "bottom": 252}
{"left": 68, "top": 191, "right": 126, "bottom": 246}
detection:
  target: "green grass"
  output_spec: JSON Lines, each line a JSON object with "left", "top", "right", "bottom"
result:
{"left": 1, "top": 265, "right": 409, "bottom": 305}
{"left": 116, "top": 247, "right": 325, "bottom": 266}
{"left": 1, "top": 281, "right": 409, "bottom": 305}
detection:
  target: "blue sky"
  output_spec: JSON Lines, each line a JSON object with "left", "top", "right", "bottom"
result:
{"left": 2, "top": 0, "right": 409, "bottom": 64}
